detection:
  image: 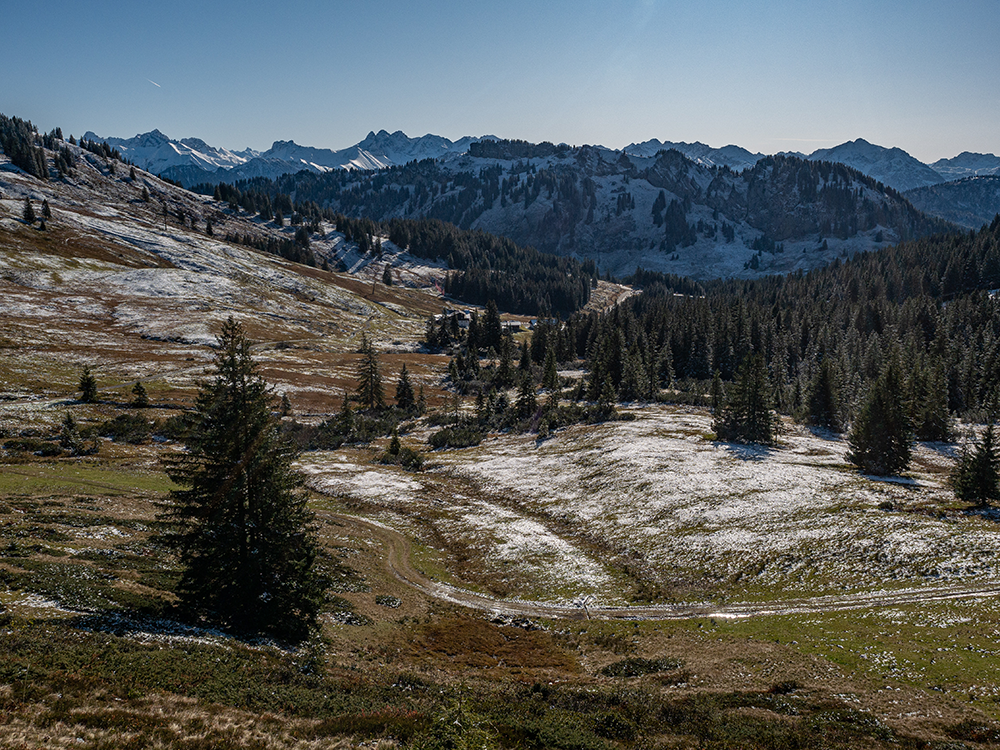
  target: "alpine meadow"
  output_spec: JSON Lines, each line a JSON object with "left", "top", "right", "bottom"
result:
{"left": 5, "top": 4, "right": 1000, "bottom": 746}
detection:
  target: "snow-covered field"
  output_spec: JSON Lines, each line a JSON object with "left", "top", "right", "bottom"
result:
{"left": 303, "top": 407, "right": 998, "bottom": 606}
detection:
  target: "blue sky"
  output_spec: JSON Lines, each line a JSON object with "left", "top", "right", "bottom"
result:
{"left": 3, "top": 0, "right": 997, "bottom": 162}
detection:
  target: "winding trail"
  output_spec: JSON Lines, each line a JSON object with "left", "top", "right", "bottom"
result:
{"left": 327, "top": 511, "right": 1000, "bottom": 622}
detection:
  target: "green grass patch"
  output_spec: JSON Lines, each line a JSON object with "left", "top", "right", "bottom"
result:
{"left": 0, "top": 461, "right": 178, "bottom": 496}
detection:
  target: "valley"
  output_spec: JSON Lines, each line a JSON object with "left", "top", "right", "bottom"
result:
{"left": 5, "top": 123, "right": 1000, "bottom": 748}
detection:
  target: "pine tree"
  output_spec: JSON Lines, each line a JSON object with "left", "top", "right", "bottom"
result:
{"left": 515, "top": 371, "right": 537, "bottom": 419}
{"left": 952, "top": 424, "right": 1000, "bottom": 507}
{"left": 280, "top": 392, "right": 292, "bottom": 416}
{"left": 159, "top": 317, "right": 323, "bottom": 640}
{"left": 79, "top": 366, "right": 98, "bottom": 403}
{"left": 355, "top": 333, "right": 385, "bottom": 410}
{"left": 23, "top": 197, "right": 35, "bottom": 224}
{"left": 914, "top": 363, "right": 952, "bottom": 442}
{"left": 804, "top": 357, "right": 841, "bottom": 431}
{"left": 542, "top": 346, "right": 559, "bottom": 391}
{"left": 60, "top": 412, "right": 82, "bottom": 454}
{"left": 483, "top": 299, "right": 503, "bottom": 350}
{"left": 496, "top": 334, "right": 515, "bottom": 388}
{"left": 847, "top": 361, "right": 912, "bottom": 475}
{"left": 518, "top": 341, "right": 532, "bottom": 374}
{"left": 714, "top": 353, "right": 778, "bottom": 445}
{"left": 131, "top": 381, "right": 150, "bottom": 408}
{"left": 395, "top": 363, "right": 415, "bottom": 411}
{"left": 42, "top": 199, "right": 51, "bottom": 219}
{"left": 710, "top": 370, "right": 724, "bottom": 414}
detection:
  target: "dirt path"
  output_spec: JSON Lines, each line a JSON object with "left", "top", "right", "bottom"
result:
{"left": 326, "top": 510, "right": 1000, "bottom": 622}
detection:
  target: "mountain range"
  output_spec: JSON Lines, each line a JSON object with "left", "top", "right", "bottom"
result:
{"left": 91, "top": 128, "right": 1000, "bottom": 195}
{"left": 5, "top": 111, "right": 996, "bottom": 280}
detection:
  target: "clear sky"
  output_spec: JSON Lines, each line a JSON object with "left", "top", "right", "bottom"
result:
{"left": 3, "top": 0, "right": 997, "bottom": 163}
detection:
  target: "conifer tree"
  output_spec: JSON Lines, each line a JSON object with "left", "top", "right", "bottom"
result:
{"left": 515, "top": 371, "right": 537, "bottom": 419}
{"left": 355, "top": 334, "right": 385, "bottom": 410}
{"left": 131, "top": 381, "right": 150, "bottom": 408}
{"left": 710, "top": 370, "right": 724, "bottom": 414}
{"left": 914, "top": 363, "right": 952, "bottom": 442}
{"left": 952, "top": 424, "right": 1000, "bottom": 507}
{"left": 518, "top": 341, "right": 532, "bottom": 374}
{"left": 60, "top": 412, "right": 82, "bottom": 454}
{"left": 79, "top": 366, "right": 98, "bottom": 403}
{"left": 23, "top": 197, "right": 35, "bottom": 224}
{"left": 395, "top": 363, "right": 415, "bottom": 411}
{"left": 483, "top": 299, "right": 503, "bottom": 350}
{"left": 714, "top": 353, "right": 778, "bottom": 445}
{"left": 804, "top": 358, "right": 841, "bottom": 431}
{"left": 159, "top": 317, "right": 323, "bottom": 640}
{"left": 618, "top": 346, "right": 647, "bottom": 402}
{"left": 496, "top": 334, "right": 515, "bottom": 388}
{"left": 542, "top": 346, "right": 559, "bottom": 391}
{"left": 597, "top": 375, "right": 618, "bottom": 418}
{"left": 42, "top": 199, "right": 51, "bottom": 219}
{"left": 847, "top": 360, "right": 912, "bottom": 475}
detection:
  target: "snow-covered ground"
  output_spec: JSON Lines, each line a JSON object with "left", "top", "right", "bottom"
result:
{"left": 303, "top": 407, "right": 997, "bottom": 606}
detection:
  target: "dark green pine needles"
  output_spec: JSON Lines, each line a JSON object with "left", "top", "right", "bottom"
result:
{"left": 160, "top": 317, "right": 324, "bottom": 641}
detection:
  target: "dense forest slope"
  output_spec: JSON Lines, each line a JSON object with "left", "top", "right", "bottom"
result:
{"left": 201, "top": 140, "right": 954, "bottom": 280}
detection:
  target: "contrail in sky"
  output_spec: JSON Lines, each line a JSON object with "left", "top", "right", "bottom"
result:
{"left": 147, "top": 79, "right": 161, "bottom": 88}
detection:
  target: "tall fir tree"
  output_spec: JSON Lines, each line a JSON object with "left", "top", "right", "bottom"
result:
{"left": 515, "top": 371, "right": 538, "bottom": 419}
{"left": 803, "top": 357, "right": 841, "bottom": 432}
{"left": 159, "top": 318, "right": 324, "bottom": 640}
{"left": 847, "top": 360, "right": 912, "bottom": 475}
{"left": 914, "top": 362, "right": 952, "bottom": 442}
{"left": 131, "top": 381, "right": 150, "bottom": 408}
{"left": 395, "top": 363, "right": 415, "bottom": 411}
{"left": 714, "top": 353, "right": 778, "bottom": 445}
{"left": 79, "top": 366, "right": 98, "bottom": 403}
{"left": 482, "top": 299, "right": 503, "bottom": 350}
{"left": 542, "top": 346, "right": 559, "bottom": 391}
{"left": 355, "top": 333, "right": 385, "bottom": 410}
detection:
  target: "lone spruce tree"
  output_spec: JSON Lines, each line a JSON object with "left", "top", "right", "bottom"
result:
{"left": 847, "top": 360, "right": 912, "bottom": 476}
{"left": 803, "top": 357, "right": 841, "bottom": 432}
{"left": 160, "top": 317, "right": 323, "bottom": 640}
{"left": 714, "top": 353, "right": 778, "bottom": 445}
{"left": 79, "top": 366, "right": 98, "bottom": 403}
{"left": 355, "top": 333, "right": 385, "bottom": 410}
{"left": 395, "top": 363, "right": 415, "bottom": 411}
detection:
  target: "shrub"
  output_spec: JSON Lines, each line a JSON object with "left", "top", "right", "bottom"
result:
{"left": 429, "top": 424, "right": 484, "bottom": 449}
{"left": 100, "top": 413, "right": 153, "bottom": 444}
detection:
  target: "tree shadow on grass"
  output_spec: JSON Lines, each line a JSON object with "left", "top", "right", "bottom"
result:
{"left": 961, "top": 504, "right": 1000, "bottom": 524}
{"left": 719, "top": 442, "right": 774, "bottom": 462}
{"left": 804, "top": 425, "right": 844, "bottom": 442}
{"left": 69, "top": 609, "right": 282, "bottom": 647}
{"left": 863, "top": 473, "right": 923, "bottom": 488}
